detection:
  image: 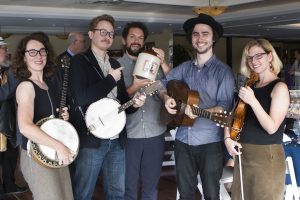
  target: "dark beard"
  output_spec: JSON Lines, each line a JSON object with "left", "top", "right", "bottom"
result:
{"left": 126, "top": 46, "right": 144, "bottom": 57}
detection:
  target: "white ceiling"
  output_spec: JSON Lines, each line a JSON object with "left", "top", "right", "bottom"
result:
{"left": 1, "top": 0, "right": 300, "bottom": 41}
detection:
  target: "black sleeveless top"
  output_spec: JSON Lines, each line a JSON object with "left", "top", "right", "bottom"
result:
{"left": 239, "top": 79, "right": 285, "bottom": 145}
{"left": 21, "top": 80, "right": 60, "bottom": 150}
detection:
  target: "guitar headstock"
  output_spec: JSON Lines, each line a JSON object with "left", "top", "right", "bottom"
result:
{"left": 211, "top": 111, "right": 233, "bottom": 128}
{"left": 61, "top": 55, "right": 70, "bottom": 69}
{"left": 141, "top": 80, "right": 165, "bottom": 96}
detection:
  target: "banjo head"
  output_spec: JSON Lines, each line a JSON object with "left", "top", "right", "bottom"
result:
{"left": 39, "top": 118, "right": 79, "bottom": 160}
{"left": 85, "top": 98, "right": 126, "bottom": 139}
{"left": 30, "top": 118, "right": 79, "bottom": 168}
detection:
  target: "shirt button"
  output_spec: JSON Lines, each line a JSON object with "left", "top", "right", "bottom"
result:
{"left": 188, "top": 127, "right": 191, "bottom": 130}
{"left": 142, "top": 110, "right": 145, "bottom": 113}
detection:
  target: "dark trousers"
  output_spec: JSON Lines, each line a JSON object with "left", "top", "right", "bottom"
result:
{"left": 0, "top": 141, "right": 19, "bottom": 191}
{"left": 175, "top": 140, "right": 224, "bottom": 200}
{"left": 125, "top": 134, "right": 165, "bottom": 200}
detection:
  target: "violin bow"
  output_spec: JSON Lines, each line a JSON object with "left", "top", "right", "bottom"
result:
{"left": 237, "top": 147, "right": 244, "bottom": 200}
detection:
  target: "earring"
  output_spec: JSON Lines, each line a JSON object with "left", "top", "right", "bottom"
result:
{"left": 270, "top": 63, "right": 274, "bottom": 71}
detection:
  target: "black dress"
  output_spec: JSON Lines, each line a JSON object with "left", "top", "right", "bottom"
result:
{"left": 19, "top": 80, "right": 73, "bottom": 200}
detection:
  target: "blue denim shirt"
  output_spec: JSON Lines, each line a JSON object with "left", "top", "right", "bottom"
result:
{"left": 162, "top": 55, "right": 235, "bottom": 145}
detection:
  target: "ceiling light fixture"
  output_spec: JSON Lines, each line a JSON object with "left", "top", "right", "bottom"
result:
{"left": 192, "top": 0, "right": 227, "bottom": 16}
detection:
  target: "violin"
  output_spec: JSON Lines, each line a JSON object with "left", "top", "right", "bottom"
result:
{"left": 230, "top": 71, "right": 259, "bottom": 140}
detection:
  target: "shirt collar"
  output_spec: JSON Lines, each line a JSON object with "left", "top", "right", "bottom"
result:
{"left": 193, "top": 54, "right": 216, "bottom": 68}
{"left": 92, "top": 49, "right": 110, "bottom": 64}
{"left": 67, "top": 49, "right": 75, "bottom": 57}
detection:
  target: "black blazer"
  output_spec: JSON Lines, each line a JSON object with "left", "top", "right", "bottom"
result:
{"left": 69, "top": 48, "right": 136, "bottom": 148}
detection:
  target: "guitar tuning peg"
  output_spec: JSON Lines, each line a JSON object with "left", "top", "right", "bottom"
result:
{"left": 216, "top": 123, "right": 220, "bottom": 126}
{"left": 221, "top": 125, "right": 224, "bottom": 128}
{"left": 224, "top": 111, "right": 227, "bottom": 114}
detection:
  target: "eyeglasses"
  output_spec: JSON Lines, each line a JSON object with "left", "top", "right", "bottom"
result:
{"left": 246, "top": 52, "right": 268, "bottom": 63}
{"left": 93, "top": 29, "right": 115, "bottom": 39}
{"left": 25, "top": 48, "right": 48, "bottom": 57}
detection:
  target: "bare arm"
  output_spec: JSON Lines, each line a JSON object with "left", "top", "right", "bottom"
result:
{"left": 16, "top": 82, "right": 74, "bottom": 165}
{"left": 152, "top": 47, "right": 171, "bottom": 75}
{"left": 239, "top": 82, "right": 289, "bottom": 134}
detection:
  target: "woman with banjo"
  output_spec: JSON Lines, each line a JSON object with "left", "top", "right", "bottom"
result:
{"left": 14, "top": 34, "right": 74, "bottom": 199}
{"left": 224, "top": 39, "right": 289, "bottom": 199}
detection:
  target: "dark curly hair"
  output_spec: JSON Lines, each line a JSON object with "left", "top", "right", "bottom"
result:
{"left": 122, "top": 22, "right": 148, "bottom": 41}
{"left": 13, "top": 33, "right": 55, "bottom": 81}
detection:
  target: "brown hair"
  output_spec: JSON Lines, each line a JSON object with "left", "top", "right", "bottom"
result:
{"left": 88, "top": 14, "right": 115, "bottom": 31}
{"left": 13, "top": 33, "right": 55, "bottom": 80}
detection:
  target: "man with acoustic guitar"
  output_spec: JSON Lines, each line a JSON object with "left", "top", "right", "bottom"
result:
{"left": 160, "top": 14, "right": 235, "bottom": 199}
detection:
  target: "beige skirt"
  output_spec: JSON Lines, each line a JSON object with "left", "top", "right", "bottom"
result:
{"left": 20, "top": 149, "right": 74, "bottom": 200}
{"left": 231, "top": 143, "right": 285, "bottom": 200}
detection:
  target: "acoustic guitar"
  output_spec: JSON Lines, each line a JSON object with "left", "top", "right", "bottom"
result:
{"left": 160, "top": 80, "right": 232, "bottom": 127}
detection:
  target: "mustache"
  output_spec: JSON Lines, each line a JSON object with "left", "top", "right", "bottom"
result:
{"left": 130, "top": 43, "right": 142, "bottom": 48}
{"left": 101, "top": 39, "right": 111, "bottom": 43}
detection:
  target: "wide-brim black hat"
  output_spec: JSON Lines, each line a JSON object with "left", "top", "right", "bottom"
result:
{"left": 183, "top": 13, "right": 224, "bottom": 37}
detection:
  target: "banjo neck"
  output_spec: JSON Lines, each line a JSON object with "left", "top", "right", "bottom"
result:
{"left": 118, "top": 99, "right": 135, "bottom": 113}
{"left": 58, "top": 56, "right": 70, "bottom": 118}
{"left": 118, "top": 80, "right": 164, "bottom": 113}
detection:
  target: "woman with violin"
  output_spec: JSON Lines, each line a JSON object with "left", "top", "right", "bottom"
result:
{"left": 224, "top": 39, "right": 290, "bottom": 200}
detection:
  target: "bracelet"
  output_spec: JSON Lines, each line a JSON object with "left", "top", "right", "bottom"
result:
{"left": 224, "top": 137, "right": 231, "bottom": 141}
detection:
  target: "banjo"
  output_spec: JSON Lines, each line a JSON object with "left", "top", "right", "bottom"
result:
{"left": 85, "top": 80, "right": 163, "bottom": 139}
{"left": 28, "top": 56, "right": 79, "bottom": 168}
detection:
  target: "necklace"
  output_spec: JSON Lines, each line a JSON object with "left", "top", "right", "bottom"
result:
{"left": 46, "top": 90, "right": 55, "bottom": 118}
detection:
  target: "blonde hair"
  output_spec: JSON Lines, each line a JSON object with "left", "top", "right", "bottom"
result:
{"left": 240, "top": 39, "right": 282, "bottom": 77}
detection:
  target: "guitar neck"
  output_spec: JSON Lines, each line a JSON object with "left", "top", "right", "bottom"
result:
{"left": 59, "top": 61, "right": 70, "bottom": 118}
{"left": 191, "top": 106, "right": 212, "bottom": 120}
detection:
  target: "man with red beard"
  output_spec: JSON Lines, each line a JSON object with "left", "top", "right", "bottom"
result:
{"left": 160, "top": 14, "right": 235, "bottom": 199}
{"left": 117, "top": 22, "right": 170, "bottom": 200}
{"left": 69, "top": 15, "right": 146, "bottom": 200}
